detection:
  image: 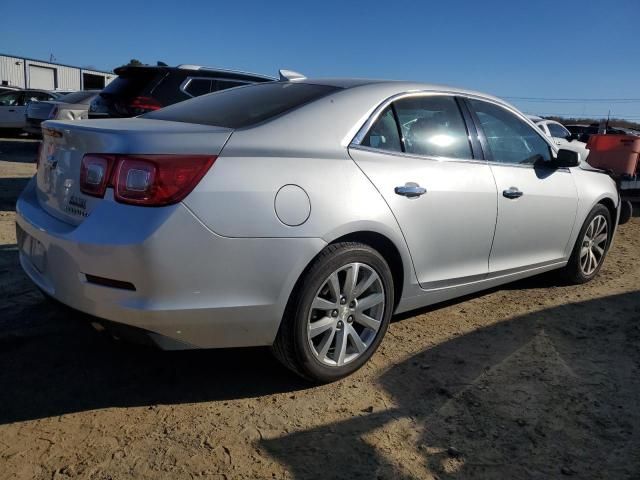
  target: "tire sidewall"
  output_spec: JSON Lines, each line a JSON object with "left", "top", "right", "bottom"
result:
{"left": 292, "top": 245, "right": 394, "bottom": 382}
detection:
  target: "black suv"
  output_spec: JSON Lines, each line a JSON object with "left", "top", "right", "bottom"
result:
{"left": 89, "top": 63, "right": 274, "bottom": 118}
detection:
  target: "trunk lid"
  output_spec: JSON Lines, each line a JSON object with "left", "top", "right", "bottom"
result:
{"left": 36, "top": 118, "right": 232, "bottom": 225}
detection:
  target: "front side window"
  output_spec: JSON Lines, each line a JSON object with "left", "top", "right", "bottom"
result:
{"left": 468, "top": 99, "right": 552, "bottom": 165}
{"left": 0, "top": 92, "right": 23, "bottom": 106}
{"left": 548, "top": 122, "right": 570, "bottom": 139}
{"left": 394, "top": 95, "right": 472, "bottom": 159}
{"left": 361, "top": 107, "right": 401, "bottom": 152}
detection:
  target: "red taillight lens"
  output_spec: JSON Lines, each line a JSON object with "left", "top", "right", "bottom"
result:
{"left": 129, "top": 96, "right": 162, "bottom": 112}
{"left": 80, "top": 154, "right": 114, "bottom": 197}
{"left": 78, "top": 154, "right": 216, "bottom": 206}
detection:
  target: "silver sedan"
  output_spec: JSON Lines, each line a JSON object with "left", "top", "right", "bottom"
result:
{"left": 16, "top": 74, "right": 620, "bottom": 382}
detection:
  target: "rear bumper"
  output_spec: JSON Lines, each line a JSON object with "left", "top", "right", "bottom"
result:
{"left": 16, "top": 179, "right": 325, "bottom": 349}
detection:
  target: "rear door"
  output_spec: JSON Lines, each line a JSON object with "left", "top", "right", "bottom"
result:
{"left": 349, "top": 94, "right": 497, "bottom": 289}
{"left": 465, "top": 98, "right": 578, "bottom": 274}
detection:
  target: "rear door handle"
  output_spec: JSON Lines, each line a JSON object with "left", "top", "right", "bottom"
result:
{"left": 503, "top": 187, "right": 523, "bottom": 199}
{"left": 8, "top": 109, "right": 15, "bottom": 112}
{"left": 395, "top": 183, "right": 427, "bottom": 198}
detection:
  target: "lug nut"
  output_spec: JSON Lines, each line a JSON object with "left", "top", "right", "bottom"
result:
{"left": 340, "top": 297, "right": 347, "bottom": 305}
{"left": 337, "top": 321, "right": 343, "bottom": 328}
{"left": 332, "top": 310, "right": 339, "bottom": 317}
{"left": 347, "top": 315, "right": 354, "bottom": 323}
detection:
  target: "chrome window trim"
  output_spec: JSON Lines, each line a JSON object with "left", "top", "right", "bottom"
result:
{"left": 179, "top": 76, "right": 253, "bottom": 98}
{"left": 350, "top": 144, "right": 570, "bottom": 172}
{"left": 349, "top": 144, "right": 488, "bottom": 166}
{"left": 349, "top": 90, "right": 559, "bottom": 163}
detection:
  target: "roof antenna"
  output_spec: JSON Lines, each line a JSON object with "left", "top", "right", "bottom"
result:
{"left": 279, "top": 69, "right": 306, "bottom": 81}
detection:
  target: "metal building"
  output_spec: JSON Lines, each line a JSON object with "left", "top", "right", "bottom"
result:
{"left": 0, "top": 53, "right": 115, "bottom": 91}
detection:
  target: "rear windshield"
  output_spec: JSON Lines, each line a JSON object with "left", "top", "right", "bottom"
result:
{"left": 101, "top": 69, "right": 161, "bottom": 99}
{"left": 57, "top": 90, "right": 97, "bottom": 104}
{"left": 142, "top": 82, "right": 340, "bottom": 129}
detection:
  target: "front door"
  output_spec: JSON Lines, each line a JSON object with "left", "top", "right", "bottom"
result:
{"left": 0, "top": 91, "right": 26, "bottom": 128}
{"left": 466, "top": 98, "right": 578, "bottom": 274}
{"left": 349, "top": 94, "right": 497, "bottom": 289}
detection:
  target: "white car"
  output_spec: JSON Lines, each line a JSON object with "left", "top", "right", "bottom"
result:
{"left": 0, "top": 89, "right": 61, "bottom": 130}
{"left": 530, "top": 116, "right": 590, "bottom": 161}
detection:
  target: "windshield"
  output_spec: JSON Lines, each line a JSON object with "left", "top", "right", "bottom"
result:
{"left": 142, "top": 82, "right": 340, "bottom": 129}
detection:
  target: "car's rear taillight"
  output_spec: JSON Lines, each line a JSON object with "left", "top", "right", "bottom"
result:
{"left": 129, "top": 96, "right": 162, "bottom": 113}
{"left": 80, "top": 154, "right": 115, "bottom": 197}
{"left": 48, "top": 105, "right": 59, "bottom": 119}
{"left": 79, "top": 154, "right": 216, "bottom": 206}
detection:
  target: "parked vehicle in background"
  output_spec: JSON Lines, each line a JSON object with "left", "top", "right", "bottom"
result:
{"left": 89, "top": 63, "right": 274, "bottom": 119}
{"left": 24, "top": 90, "right": 99, "bottom": 136}
{"left": 0, "top": 85, "right": 21, "bottom": 95}
{"left": 531, "top": 117, "right": 590, "bottom": 161}
{"left": 566, "top": 124, "right": 593, "bottom": 142}
{"left": 0, "top": 89, "right": 61, "bottom": 131}
{"left": 17, "top": 75, "right": 620, "bottom": 382}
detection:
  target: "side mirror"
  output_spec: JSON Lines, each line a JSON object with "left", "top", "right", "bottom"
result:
{"left": 553, "top": 149, "right": 580, "bottom": 168}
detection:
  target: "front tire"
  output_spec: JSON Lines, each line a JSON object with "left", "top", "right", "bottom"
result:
{"left": 561, "top": 204, "right": 612, "bottom": 284}
{"left": 272, "top": 242, "right": 394, "bottom": 383}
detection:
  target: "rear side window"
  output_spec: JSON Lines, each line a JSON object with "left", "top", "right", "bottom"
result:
{"left": 468, "top": 99, "right": 552, "bottom": 165}
{"left": 184, "top": 78, "right": 212, "bottom": 97}
{"left": 361, "top": 107, "right": 401, "bottom": 151}
{"left": 395, "top": 96, "right": 472, "bottom": 159}
{"left": 214, "top": 80, "right": 247, "bottom": 91}
{"left": 143, "top": 82, "right": 339, "bottom": 129}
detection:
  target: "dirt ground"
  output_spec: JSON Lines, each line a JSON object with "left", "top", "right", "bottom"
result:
{"left": 1, "top": 137, "right": 639, "bottom": 480}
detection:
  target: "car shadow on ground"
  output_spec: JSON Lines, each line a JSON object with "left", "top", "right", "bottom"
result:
{"left": 0, "top": 177, "right": 31, "bottom": 211}
{"left": 0, "top": 250, "right": 571, "bottom": 427}
{"left": 0, "top": 137, "right": 39, "bottom": 163}
{"left": 261, "top": 291, "right": 640, "bottom": 479}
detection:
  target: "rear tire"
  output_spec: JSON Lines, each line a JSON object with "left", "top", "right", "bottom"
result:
{"left": 272, "top": 242, "right": 394, "bottom": 383}
{"left": 561, "top": 204, "right": 612, "bottom": 284}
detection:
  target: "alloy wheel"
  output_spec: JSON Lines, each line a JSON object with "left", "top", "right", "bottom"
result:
{"left": 580, "top": 214, "right": 608, "bottom": 276}
{"left": 307, "top": 262, "right": 385, "bottom": 366}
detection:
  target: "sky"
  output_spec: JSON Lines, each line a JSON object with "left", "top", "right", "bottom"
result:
{"left": 2, "top": 0, "right": 639, "bottom": 121}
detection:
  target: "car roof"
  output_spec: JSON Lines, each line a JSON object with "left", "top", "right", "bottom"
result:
{"left": 114, "top": 63, "right": 275, "bottom": 81}
{"left": 298, "top": 77, "right": 508, "bottom": 104}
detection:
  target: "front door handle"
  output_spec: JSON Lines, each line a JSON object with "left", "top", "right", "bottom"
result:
{"left": 503, "top": 187, "right": 523, "bottom": 199}
{"left": 395, "top": 183, "right": 427, "bottom": 198}
{"left": 8, "top": 109, "right": 15, "bottom": 112}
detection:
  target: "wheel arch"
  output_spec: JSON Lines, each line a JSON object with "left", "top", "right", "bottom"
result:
{"left": 327, "top": 231, "right": 405, "bottom": 309}
{"left": 597, "top": 196, "right": 618, "bottom": 227}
